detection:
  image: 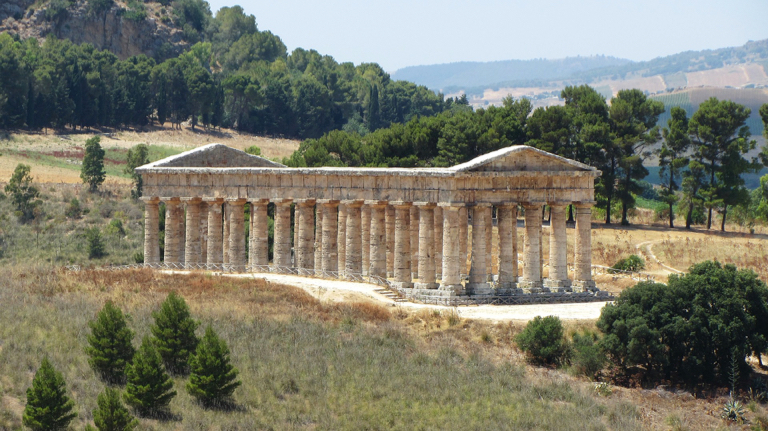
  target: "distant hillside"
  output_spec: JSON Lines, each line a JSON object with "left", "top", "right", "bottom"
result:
{"left": 391, "top": 56, "right": 631, "bottom": 91}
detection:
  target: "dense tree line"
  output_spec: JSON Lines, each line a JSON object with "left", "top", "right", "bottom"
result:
{"left": 0, "top": 4, "right": 449, "bottom": 138}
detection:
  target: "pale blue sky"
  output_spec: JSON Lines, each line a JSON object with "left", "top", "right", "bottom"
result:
{"left": 206, "top": 0, "right": 768, "bottom": 72}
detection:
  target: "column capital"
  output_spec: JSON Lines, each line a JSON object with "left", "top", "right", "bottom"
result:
{"left": 249, "top": 199, "right": 269, "bottom": 206}
{"left": 341, "top": 199, "right": 364, "bottom": 208}
{"left": 468, "top": 202, "right": 492, "bottom": 208}
{"left": 390, "top": 201, "right": 412, "bottom": 208}
{"left": 548, "top": 203, "right": 567, "bottom": 210}
{"left": 437, "top": 202, "right": 464, "bottom": 209}
{"left": 180, "top": 197, "right": 202, "bottom": 203}
{"left": 273, "top": 198, "right": 293, "bottom": 206}
{"left": 160, "top": 197, "right": 180, "bottom": 203}
{"left": 295, "top": 199, "right": 316, "bottom": 206}
{"left": 574, "top": 202, "right": 596, "bottom": 209}
{"left": 317, "top": 199, "right": 340, "bottom": 206}
{"left": 496, "top": 202, "right": 518, "bottom": 209}
{"left": 413, "top": 201, "right": 437, "bottom": 209}
{"left": 140, "top": 196, "right": 160, "bottom": 203}
{"left": 225, "top": 198, "right": 247, "bottom": 205}
{"left": 202, "top": 197, "right": 224, "bottom": 203}
{"left": 522, "top": 202, "right": 543, "bottom": 210}
{"left": 364, "top": 200, "right": 388, "bottom": 207}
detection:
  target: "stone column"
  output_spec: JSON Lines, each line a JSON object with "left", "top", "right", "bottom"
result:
{"left": 296, "top": 199, "right": 315, "bottom": 273}
{"left": 459, "top": 206, "right": 468, "bottom": 276}
{"left": 273, "top": 200, "right": 293, "bottom": 270}
{"left": 337, "top": 203, "right": 347, "bottom": 276}
{"left": 228, "top": 199, "right": 246, "bottom": 272}
{"left": 293, "top": 204, "right": 299, "bottom": 268}
{"left": 497, "top": 203, "right": 519, "bottom": 292}
{"left": 415, "top": 203, "right": 437, "bottom": 289}
{"left": 545, "top": 204, "right": 571, "bottom": 291}
{"left": 361, "top": 205, "right": 371, "bottom": 276}
{"left": 393, "top": 202, "right": 412, "bottom": 288}
{"left": 222, "top": 203, "right": 230, "bottom": 265}
{"left": 142, "top": 197, "right": 160, "bottom": 265}
{"left": 573, "top": 203, "right": 596, "bottom": 292}
{"left": 205, "top": 199, "right": 223, "bottom": 267}
{"left": 440, "top": 204, "right": 463, "bottom": 294}
{"left": 486, "top": 206, "right": 493, "bottom": 281}
{"left": 434, "top": 206, "right": 443, "bottom": 280}
{"left": 314, "top": 205, "right": 323, "bottom": 272}
{"left": 320, "top": 200, "right": 339, "bottom": 274}
{"left": 199, "top": 202, "right": 208, "bottom": 265}
{"left": 250, "top": 200, "right": 269, "bottom": 268}
{"left": 183, "top": 198, "right": 202, "bottom": 269}
{"left": 367, "top": 201, "right": 387, "bottom": 279}
{"left": 520, "top": 203, "right": 543, "bottom": 292}
{"left": 344, "top": 200, "right": 364, "bottom": 279}
{"left": 410, "top": 206, "right": 419, "bottom": 280}
{"left": 385, "top": 205, "right": 395, "bottom": 278}
{"left": 178, "top": 206, "right": 186, "bottom": 266}
{"left": 468, "top": 204, "right": 491, "bottom": 294}
{"left": 163, "top": 198, "right": 181, "bottom": 265}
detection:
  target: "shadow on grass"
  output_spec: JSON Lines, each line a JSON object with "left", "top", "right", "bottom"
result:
{"left": 197, "top": 399, "right": 247, "bottom": 413}
{"left": 135, "top": 409, "right": 183, "bottom": 422}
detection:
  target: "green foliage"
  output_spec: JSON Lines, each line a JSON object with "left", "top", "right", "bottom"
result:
{"left": 659, "top": 106, "right": 691, "bottom": 227}
{"left": 124, "top": 336, "right": 177, "bottom": 417}
{"left": 721, "top": 398, "right": 747, "bottom": 423}
{"left": 244, "top": 145, "right": 261, "bottom": 156}
{"left": 123, "top": 0, "right": 146, "bottom": 22}
{"left": 610, "top": 255, "right": 645, "bottom": 272}
{"left": 65, "top": 198, "right": 83, "bottom": 219}
{"left": 45, "top": 0, "right": 71, "bottom": 21}
{"left": 105, "top": 219, "right": 126, "bottom": 237}
{"left": 571, "top": 331, "right": 606, "bottom": 378}
{"left": 150, "top": 292, "right": 199, "bottom": 375}
{"left": 23, "top": 357, "right": 77, "bottom": 430}
{"left": 86, "top": 301, "right": 136, "bottom": 384}
{"left": 87, "top": 227, "right": 106, "bottom": 259}
{"left": 598, "top": 261, "right": 768, "bottom": 385}
{"left": 515, "top": 316, "right": 566, "bottom": 365}
{"left": 132, "top": 251, "right": 144, "bottom": 264}
{"left": 82, "top": 136, "right": 106, "bottom": 192}
{"left": 92, "top": 387, "right": 138, "bottom": 431}
{"left": 186, "top": 326, "right": 242, "bottom": 407}
{"left": 125, "top": 144, "right": 150, "bottom": 199}
{"left": 87, "top": 0, "right": 113, "bottom": 14}
{"left": 4, "top": 163, "right": 41, "bottom": 222}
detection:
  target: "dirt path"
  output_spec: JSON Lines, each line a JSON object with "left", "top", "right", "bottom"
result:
{"left": 635, "top": 239, "right": 684, "bottom": 275}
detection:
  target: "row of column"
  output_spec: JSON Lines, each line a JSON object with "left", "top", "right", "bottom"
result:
{"left": 143, "top": 198, "right": 596, "bottom": 293}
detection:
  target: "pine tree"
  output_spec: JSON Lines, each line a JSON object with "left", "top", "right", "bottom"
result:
{"left": 186, "top": 326, "right": 241, "bottom": 407}
{"left": 124, "top": 337, "right": 177, "bottom": 417}
{"left": 86, "top": 301, "right": 136, "bottom": 384}
{"left": 150, "top": 292, "right": 199, "bottom": 375}
{"left": 81, "top": 136, "right": 106, "bottom": 192}
{"left": 93, "top": 387, "right": 138, "bottom": 431}
{"left": 23, "top": 357, "right": 77, "bottom": 430}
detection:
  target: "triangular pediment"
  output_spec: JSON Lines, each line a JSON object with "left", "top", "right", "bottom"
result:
{"left": 141, "top": 143, "right": 286, "bottom": 169}
{"left": 451, "top": 145, "right": 596, "bottom": 173}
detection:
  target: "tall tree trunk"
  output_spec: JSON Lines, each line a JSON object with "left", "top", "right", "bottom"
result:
{"left": 621, "top": 201, "right": 630, "bottom": 226}
{"left": 707, "top": 207, "right": 712, "bottom": 230}
{"left": 720, "top": 206, "right": 727, "bottom": 232}
{"left": 669, "top": 201, "right": 675, "bottom": 228}
{"left": 605, "top": 195, "right": 612, "bottom": 224}
{"left": 686, "top": 202, "right": 693, "bottom": 229}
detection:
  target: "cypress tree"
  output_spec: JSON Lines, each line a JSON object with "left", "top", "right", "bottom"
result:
{"left": 150, "top": 292, "right": 199, "bottom": 375}
{"left": 93, "top": 387, "right": 138, "bottom": 431}
{"left": 81, "top": 136, "right": 106, "bottom": 192}
{"left": 23, "top": 357, "right": 77, "bottom": 430}
{"left": 186, "top": 326, "right": 241, "bottom": 407}
{"left": 86, "top": 301, "right": 136, "bottom": 384}
{"left": 124, "top": 337, "right": 177, "bottom": 417}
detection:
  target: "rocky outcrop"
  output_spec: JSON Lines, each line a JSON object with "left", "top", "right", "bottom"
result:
{"left": 0, "top": 0, "right": 189, "bottom": 60}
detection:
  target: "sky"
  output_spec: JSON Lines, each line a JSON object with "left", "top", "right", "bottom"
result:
{"left": 206, "top": 0, "right": 768, "bottom": 72}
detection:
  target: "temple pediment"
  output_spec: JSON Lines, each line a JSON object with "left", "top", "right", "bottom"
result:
{"left": 143, "top": 143, "right": 285, "bottom": 169}
{"left": 451, "top": 145, "right": 596, "bottom": 173}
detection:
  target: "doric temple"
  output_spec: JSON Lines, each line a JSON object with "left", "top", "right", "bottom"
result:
{"left": 137, "top": 143, "right": 606, "bottom": 303}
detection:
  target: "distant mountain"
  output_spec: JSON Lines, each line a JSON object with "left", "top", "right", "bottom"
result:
{"left": 391, "top": 56, "right": 631, "bottom": 91}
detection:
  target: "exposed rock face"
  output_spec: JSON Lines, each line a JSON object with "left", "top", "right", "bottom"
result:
{"left": 0, "top": 0, "right": 189, "bottom": 60}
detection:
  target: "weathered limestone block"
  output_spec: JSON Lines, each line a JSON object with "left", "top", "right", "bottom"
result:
{"left": 439, "top": 204, "right": 463, "bottom": 294}
{"left": 199, "top": 202, "right": 208, "bottom": 264}
{"left": 250, "top": 200, "right": 269, "bottom": 267}
{"left": 545, "top": 204, "right": 571, "bottom": 291}
{"left": 337, "top": 203, "right": 347, "bottom": 276}
{"left": 222, "top": 203, "right": 230, "bottom": 265}
{"left": 573, "top": 203, "right": 596, "bottom": 292}
{"left": 521, "top": 203, "right": 543, "bottom": 292}
{"left": 314, "top": 204, "right": 323, "bottom": 271}
{"left": 321, "top": 201, "right": 339, "bottom": 274}
{"left": 485, "top": 206, "right": 492, "bottom": 281}
{"left": 393, "top": 202, "right": 412, "bottom": 288}
{"left": 434, "top": 206, "right": 443, "bottom": 279}
{"left": 416, "top": 203, "right": 437, "bottom": 289}
{"left": 368, "top": 202, "right": 387, "bottom": 279}
{"left": 205, "top": 199, "right": 223, "bottom": 266}
{"left": 273, "top": 200, "right": 292, "bottom": 270}
{"left": 410, "top": 206, "right": 419, "bottom": 280}
{"left": 497, "top": 203, "right": 519, "bottom": 292}
{"left": 142, "top": 198, "right": 160, "bottom": 264}
{"left": 344, "top": 201, "right": 364, "bottom": 278}
{"left": 228, "top": 199, "right": 246, "bottom": 272}
{"left": 385, "top": 205, "right": 395, "bottom": 278}
{"left": 459, "top": 206, "right": 468, "bottom": 275}
{"left": 163, "top": 199, "right": 181, "bottom": 264}
{"left": 361, "top": 205, "right": 371, "bottom": 276}
{"left": 468, "top": 204, "right": 491, "bottom": 294}
{"left": 183, "top": 198, "right": 202, "bottom": 268}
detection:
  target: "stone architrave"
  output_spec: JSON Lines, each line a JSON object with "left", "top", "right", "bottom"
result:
{"left": 392, "top": 202, "right": 412, "bottom": 289}
{"left": 227, "top": 199, "right": 246, "bottom": 272}
{"left": 415, "top": 202, "right": 437, "bottom": 289}
{"left": 142, "top": 197, "right": 160, "bottom": 265}
{"left": 163, "top": 198, "right": 181, "bottom": 265}
{"left": 573, "top": 203, "right": 596, "bottom": 292}
{"left": 183, "top": 198, "right": 202, "bottom": 269}
{"left": 468, "top": 204, "right": 491, "bottom": 294}
{"left": 361, "top": 205, "right": 371, "bottom": 276}
{"left": 273, "top": 200, "right": 292, "bottom": 270}
{"left": 367, "top": 201, "right": 387, "bottom": 279}
{"left": 520, "top": 203, "right": 543, "bottom": 292}
{"left": 250, "top": 200, "right": 269, "bottom": 268}
{"left": 385, "top": 205, "right": 395, "bottom": 278}
{"left": 320, "top": 200, "right": 339, "bottom": 274}
{"left": 545, "top": 204, "right": 571, "bottom": 291}
{"left": 204, "top": 199, "right": 223, "bottom": 267}
{"left": 344, "top": 201, "right": 364, "bottom": 279}
{"left": 497, "top": 203, "right": 519, "bottom": 293}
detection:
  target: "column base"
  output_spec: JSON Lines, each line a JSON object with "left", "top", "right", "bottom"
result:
{"left": 572, "top": 280, "right": 597, "bottom": 292}
{"left": 438, "top": 283, "right": 466, "bottom": 295}
{"left": 414, "top": 282, "right": 439, "bottom": 290}
{"left": 391, "top": 281, "right": 413, "bottom": 289}
{"left": 518, "top": 280, "right": 544, "bottom": 293}
{"left": 495, "top": 282, "right": 521, "bottom": 296}
{"left": 466, "top": 282, "right": 490, "bottom": 295}
{"left": 544, "top": 279, "right": 573, "bottom": 292}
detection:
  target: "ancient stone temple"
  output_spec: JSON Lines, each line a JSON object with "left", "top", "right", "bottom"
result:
{"left": 137, "top": 143, "right": 606, "bottom": 303}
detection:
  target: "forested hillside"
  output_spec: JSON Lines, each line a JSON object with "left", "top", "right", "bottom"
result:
{"left": 0, "top": 2, "right": 454, "bottom": 139}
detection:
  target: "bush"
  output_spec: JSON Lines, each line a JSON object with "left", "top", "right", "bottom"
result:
{"left": 515, "top": 316, "right": 566, "bottom": 365}
{"left": 5, "top": 163, "right": 41, "bottom": 222}
{"left": 610, "top": 254, "right": 645, "bottom": 272}
{"left": 93, "top": 387, "right": 138, "bottom": 431}
{"left": 150, "top": 292, "right": 199, "bottom": 375}
{"left": 571, "top": 331, "right": 606, "bottom": 378}
{"left": 133, "top": 251, "right": 144, "bottom": 264}
{"left": 65, "top": 198, "right": 83, "bottom": 219}
{"left": 124, "top": 337, "right": 177, "bottom": 417}
{"left": 598, "top": 261, "right": 768, "bottom": 386}
{"left": 244, "top": 145, "right": 261, "bottom": 156}
{"left": 23, "top": 358, "right": 77, "bottom": 430}
{"left": 81, "top": 136, "right": 106, "bottom": 192}
{"left": 86, "top": 301, "right": 136, "bottom": 384}
{"left": 87, "top": 227, "right": 106, "bottom": 259}
{"left": 186, "top": 326, "right": 242, "bottom": 407}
